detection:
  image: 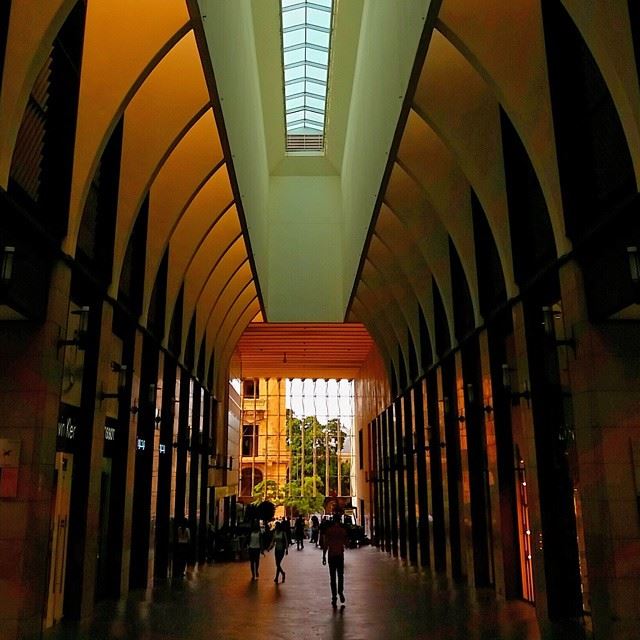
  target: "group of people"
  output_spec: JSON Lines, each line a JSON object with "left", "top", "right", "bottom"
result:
{"left": 246, "top": 514, "right": 350, "bottom": 607}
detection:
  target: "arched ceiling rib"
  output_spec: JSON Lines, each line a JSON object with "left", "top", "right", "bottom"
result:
{"left": 436, "top": 0, "right": 568, "bottom": 255}
{"left": 164, "top": 166, "right": 235, "bottom": 333}
{"left": 347, "top": 0, "right": 578, "bottom": 386}
{"left": 113, "top": 30, "right": 211, "bottom": 295}
{"left": 66, "top": 0, "right": 192, "bottom": 257}
{"left": 1, "top": 0, "right": 266, "bottom": 399}
{"left": 375, "top": 204, "right": 436, "bottom": 361}
{"left": 143, "top": 110, "right": 224, "bottom": 320}
{"left": 0, "top": 0, "right": 77, "bottom": 185}
{"left": 368, "top": 234, "right": 421, "bottom": 354}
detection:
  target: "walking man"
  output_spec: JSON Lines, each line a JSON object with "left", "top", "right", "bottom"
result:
{"left": 322, "top": 513, "right": 349, "bottom": 607}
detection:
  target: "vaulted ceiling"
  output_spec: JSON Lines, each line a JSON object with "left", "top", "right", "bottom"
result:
{"left": 6, "top": 0, "right": 638, "bottom": 392}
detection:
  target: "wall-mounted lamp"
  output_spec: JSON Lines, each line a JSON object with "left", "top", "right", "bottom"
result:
{"left": 466, "top": 383, "right": 475, "bottom": 404}
{"left": 501, "top": 363, "right": 511, "bottom": 389}
{"left": 154, "top": 408, "right": 162, "bottom": 427}
{"left": 58, "top": 306, "right": 90, "bottom": 351}
{"left": 510, "top": 381, "right": 531, "bottom": 405}
{"left": 483, "top": 404, "right": 493, "bottom": 415}
{"left": 130, "top": 400, "right": 139, "bottom": 415}
{"left": 502, "top": 364, "right": 531, "bottom": 406}
{"left": 542, "top": 305, "right": 576, "bottom": 354}
{"left": 209, "top": 453, "right": 232, "bottom": 469}
{"left": 1, "top": 246, "right": 15, "bottom": 281}
{"left": 99, "top": 361, "right": 128, "bottom": 400}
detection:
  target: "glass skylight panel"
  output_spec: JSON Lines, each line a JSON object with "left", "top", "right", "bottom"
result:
{"left": 280, "top": 0, "right": 334, "bottom": 150}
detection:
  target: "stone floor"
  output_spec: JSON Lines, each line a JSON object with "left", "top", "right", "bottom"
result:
{"left": 43, "top": 544, "right": 588, "bottom": 640}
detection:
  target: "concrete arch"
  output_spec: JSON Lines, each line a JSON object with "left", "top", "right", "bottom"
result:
{"left": 195, "top": 249, "right": 251, "bottom": 355}
{"left": 186, "top": 231, "right": 245, "bottom": 349}
{"left": 369, "top": 233, "right": 422, "bottom": 371}
{"left": 0, "top": 0, "right": 77, "bottom": 185}
{"left": 374, "top": 208, "right": 436, "bottom": 368}
{"left": 207, "top": 278, "right": 257, "bottom": 350}
{"left": 352, "top": 279, "right": 399, "bottom": 377}
{"left": 215, "top": 298, "right": 262, "bottom": 395}
{"left": 164, "top": 166, "right": 234, "bottom": 340}
{"left": 143, "top": 109, "right": 224, "bottom": 321}
{"left": 561, "top": 0, "right": 640, "bottom": 184}
{"left": 435, "top": 0, "right": 569, "bottom": 256}
{"left": 346, "top": 295, "right": 393, "bottom": 374}
{"left": 406, "top": 89, "right": 515, "bottom": 298}
{"left": 359, "top": 260, "right": 409, "bottom": 383}
{"left": 384, "top": 163, "right": 454, "bottom": 340}
{"left": 111, "top": 31, "right": 211, "bottom": 293}
{"left": 65, "top": 1, "right": 192, "bottom": 255}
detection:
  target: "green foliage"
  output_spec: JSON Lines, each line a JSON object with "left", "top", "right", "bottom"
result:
{"left": 250, "top": 412, "right": 352, "bottom": 517}
{"left": 285, "top": 476, "right": 325, "bottom": 515}
{"left": 287, "top": 414, "right": 351, "bottom": 495}
{"left": 252, "top": 479, "right": 285, "bottom": 506}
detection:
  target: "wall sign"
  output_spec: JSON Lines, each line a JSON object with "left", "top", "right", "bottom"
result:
{"left": 57, "top": 417, "right": 77, "bottom": 440}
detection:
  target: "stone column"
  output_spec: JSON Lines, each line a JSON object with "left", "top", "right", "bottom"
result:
{"left": 511, "top": 301, "right": 548, "bottom": 622}
{"left": 0, "top": 261, "right": 69, "bottom": 639}
{"left": 561, "top": 259, "right": 640, "bottom": 640}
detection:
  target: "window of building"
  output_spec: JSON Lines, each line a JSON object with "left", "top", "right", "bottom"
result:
{"left": 241, "top": 467, "right": 263, "bottom": 497}
{"left": 280, "top": 0, "right": 334, "bottom": 152}
{"left": 243, "top": 379, "right": 259, "bottom": 398}
{"left": 242, "top": 424, "right": 259, "bottom": 456}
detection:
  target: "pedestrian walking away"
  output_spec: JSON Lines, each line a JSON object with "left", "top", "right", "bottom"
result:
{"left": 311, "top": 515, "right": 320, "bottom": 546}
{"left": 270, "top": 521, "right": 288, "bottom": 583}
{"left": 294, "top": 515, "right": 305, "bottom": 550}
{"left": 247, "top": 520, "right": 264, "bottom": 580}
{"left": 322, "top": 513, "right": 349, "bottom": 607}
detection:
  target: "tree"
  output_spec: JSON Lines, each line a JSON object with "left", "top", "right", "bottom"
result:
{"left": 249, "top": 412, "right": 352, "bottom": 519}
{"left": 284, "top": 476, "right": 325, "bottom": 516}
{"left": 252, "top": 479, "right": 285, "bottom": 506}
{"left": 286, "top": 414, "right": 351, "bottom": 495}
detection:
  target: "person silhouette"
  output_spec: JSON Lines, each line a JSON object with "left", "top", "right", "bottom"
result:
{"left": 270, "top": 521, "right": 288, "bottom": 583}
{"left": 247, "top": 520, "right": 264, "bottom": 580}
{"left": 294, "top": 515, "right": 305, "bottom": 550}
{"left": 322, "top": 513, "right": 349, "bottom": 607}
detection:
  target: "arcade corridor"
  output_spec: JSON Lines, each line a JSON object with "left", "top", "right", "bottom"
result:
{"left": 42, "top": 546, "right": 581, "bottom": 640}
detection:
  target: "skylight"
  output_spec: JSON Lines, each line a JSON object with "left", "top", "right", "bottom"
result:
{"left": 280, "top": 0, "right": 334, "bottom": 152}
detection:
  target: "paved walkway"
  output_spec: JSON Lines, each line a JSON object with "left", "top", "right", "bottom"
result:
{"left": 43, "top": 544, "right": 587, "bottom": 640}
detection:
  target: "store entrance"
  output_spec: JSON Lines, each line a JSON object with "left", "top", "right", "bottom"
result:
{"left": 45, "top": 452, "right": 73, "bottom": 629}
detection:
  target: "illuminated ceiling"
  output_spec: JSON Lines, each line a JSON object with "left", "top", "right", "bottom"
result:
{"left": 235, "top": 322, "right": 374, "bottom": 379}
{"left": 199, "top": 0, "right": 433, "bottom": 322}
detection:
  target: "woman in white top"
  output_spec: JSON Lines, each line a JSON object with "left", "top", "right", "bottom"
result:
{"left": 247, "top": 520, "right": 263, "bottom": 579}
{"left": 270, "top": 521, "right": 288, "bottom": 583}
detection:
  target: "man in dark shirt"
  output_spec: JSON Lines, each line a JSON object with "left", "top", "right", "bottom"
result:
{"left": 322, "top": 513, "right": 349, "bottom": 607}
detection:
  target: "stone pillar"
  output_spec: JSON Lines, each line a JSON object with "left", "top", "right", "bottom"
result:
{"left": 436, "top": 366, "right": 454, "bottom": 578}
{"left": 479, "top": 329, "right": 506, "bottom": 598}
{"left": 454, "top": 350, "right": 474, "bottom": 584}
{"left": 0, "top": 261, "right": 69, "bottom": 639}
{"left": 561, "top": 259, "right": 640, "bottom": 640}
{"left": 511, "top": 301, "right": 548, "bottom": 622}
